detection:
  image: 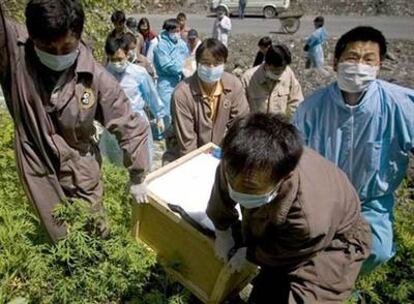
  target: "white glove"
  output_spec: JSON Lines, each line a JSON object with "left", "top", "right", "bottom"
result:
{"left": 228, "top": 247, "right": 248, "bottom": 273}
{"left": 214, "top": 228, "right": 235, "bottom": 262}
{"left": 130, "top": 183, "right": 148, "bottom": 204}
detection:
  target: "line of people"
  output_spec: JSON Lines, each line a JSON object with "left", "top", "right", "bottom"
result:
{"left": 1, "top": 1, "right": 414, "bottom": 303}
{"left": 101, "top": 11, "right": 414, "bottom": 302}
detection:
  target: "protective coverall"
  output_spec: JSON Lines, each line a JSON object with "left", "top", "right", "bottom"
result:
{"left": 293, "top": 80, "right": 414, "bottom": 272}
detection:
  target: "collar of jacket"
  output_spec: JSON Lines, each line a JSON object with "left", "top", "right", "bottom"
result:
{"left": 268, "top": 167, "right": 300, "bottom": 226}
{"left": 189, "top": 72, "right": 234, "bottom": 97}
{"left": 330, "top": 80, "right": 379, "bottom": 113}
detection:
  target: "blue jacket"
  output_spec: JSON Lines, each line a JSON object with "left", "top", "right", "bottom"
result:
{"left": 107, "top": 63, "right": 164, "bottom": 119}
{"left": 293, "top": 80, "right": 414, "bottom": 209}
{"left": 306, "top": 27, "right": 328, "bottom": 67}
{"left": 153, "top": 30, "right": 188, "bottom": 81}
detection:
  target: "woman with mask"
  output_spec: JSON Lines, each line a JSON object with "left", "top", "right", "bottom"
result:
{"left": 138, "top": 17, "right": 158, "bottom": 63}
{"left": 153, "top": 18, "right": 189, "bottom": 129}
{"left": 103, "top": 36, "right": 165, "bottom": 167}
{"left": 167, "top": 38, "right": 249, "bottom": 159}
{"left": 242, "top": 44, "right": 303, "bottom": 117}
{"left": 207, "top": 113, "right": 371, "bottom": 303}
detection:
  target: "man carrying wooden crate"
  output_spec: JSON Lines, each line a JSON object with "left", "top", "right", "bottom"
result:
{"left": 207, "top": 113, "right": 371, "bottom": 303}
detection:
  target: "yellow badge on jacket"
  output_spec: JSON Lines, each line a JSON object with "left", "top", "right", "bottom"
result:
{"left": 80, "top": 88, "right": 95, "bottom": 110}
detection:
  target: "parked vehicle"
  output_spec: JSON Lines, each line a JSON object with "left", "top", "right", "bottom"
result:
{"left": 210, "top": 0, "right": 290, "bottom": 19}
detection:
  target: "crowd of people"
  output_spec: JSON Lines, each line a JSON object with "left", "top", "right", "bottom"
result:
{"left": 1, "top": 1, "right": 414, "bottom": 303}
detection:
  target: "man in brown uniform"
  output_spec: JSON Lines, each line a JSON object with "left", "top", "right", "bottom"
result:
{"left": 169, "top": 38, "right": 249, "bottom": 159}
{"left": 206, "top": 113, "right": 371, "bottom": 303}
{"left": 0, "top": 0, "right": 149, "bottom": 242}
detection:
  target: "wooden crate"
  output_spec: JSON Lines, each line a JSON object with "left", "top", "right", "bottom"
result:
{"left": 131, "top": 144, "right": 258, "bottom": 304}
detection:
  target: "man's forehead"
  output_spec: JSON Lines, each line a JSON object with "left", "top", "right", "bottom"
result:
{"left": 342, "top": 41, "right": 380, "bottom": 55}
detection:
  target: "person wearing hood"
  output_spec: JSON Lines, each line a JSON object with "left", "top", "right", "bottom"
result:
{"left": 207, "top": 113, "right": 371, "bottom": 303}
{"left": 104, "top": 35, "right": 165, "bottom": 167}
{"left": 242, "top": 44, "right": 303, "bottom": 117}
{"left": 153, "top": 18, "right": 189, "bottom": 129}
{"left": 167, "top": 38, "right": 249, "bottom": 160}
{"left": 293, "top": 26, "right": 414, "bottom": 273}
{"left": 0, "top": 0, "right": 150, "bottom": 241}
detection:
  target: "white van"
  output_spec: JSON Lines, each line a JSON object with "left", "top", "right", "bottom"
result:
{"left": 210, "top": 0, "right": 290, "bottom": 18}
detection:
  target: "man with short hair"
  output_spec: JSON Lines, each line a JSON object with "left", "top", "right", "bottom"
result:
{"left": 153, "top": 18, "right": 189, "bottom": 128}
{"left": 108, "top": 10, "right": 130, "bottom": 40}
{"left": 294, "top": 26, "right": 414, "bottom": 273}
{"left": 304, "top": 16, "right": 328, "bottom": 69}
{"left": 0, "top": 1, "right": 150, "bottom": 241}
{"left": 242, "top": 44, "right": 303, "bottom": 117}
{"left": 207, "top": 113, "right": 371, "bottom": 303}
{"left": 177, "top": 12, "right": 189, "bottom": 41}
{"left": 169, "top": 38, "right": 249, "bottom": 159}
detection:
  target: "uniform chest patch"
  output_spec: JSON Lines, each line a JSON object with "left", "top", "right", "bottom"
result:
{"left": 80, "top": 88, "right": 96, "bottom": 110}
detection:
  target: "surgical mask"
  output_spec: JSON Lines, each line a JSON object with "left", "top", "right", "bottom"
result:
{"left": 35, "top": 46, "right": 79, "bottom": 72}
{"left": 169, "top": 32, "right": 180, "bottom": 43}
{"left": 337, "top": 62, "right": 379, "bottom": 93}
{"left": 107, "top": 61, "right": 128, "bottom": 74}
{"left": 265, "top": 70, "right": 283, "bottom": 81}
{"left": 128, "top": 50, "right": 137, "bottom": 62}
{"left": 228, "top": 183, "right": 279, "bottom": 209}
{"left": 197, "top": 64, "right": 224, "bottom": 84}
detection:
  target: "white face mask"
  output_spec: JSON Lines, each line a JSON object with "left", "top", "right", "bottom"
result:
{"left": 128, "top": 50, "right": 137, "bottom": 62}
{"left": 35, "top": 46, "right": 79, "bottom": 72}
{"left": 108, "top": 61, "right": 128, "bottom": 74}
{"left": 169, "top": 32, "right": 181, "bottom": 43}
{"left": 228, "top": 183, "right": 279, "bottom": 209}
{"left": 197, "top": 63, "right": 225, "bottom": 84}
{"left": 337, "top": 62, "right": 379, "bottom": 93}
{"left": 265, "top": 70, "right": 283, "bottom": 81}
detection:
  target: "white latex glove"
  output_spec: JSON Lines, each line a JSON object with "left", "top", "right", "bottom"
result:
{"left": 157, "top": 118, "right": 165, "bottom": 134}
{"left": 130, "top": 183, "right": 148, "bottom": 204}
{"left": 228, "top": 247, "right": 248, "bottom": 273}
{"left": 214, "top": 228, "right": 235, "bottom": 262}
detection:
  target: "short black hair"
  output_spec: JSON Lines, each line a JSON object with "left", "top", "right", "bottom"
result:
{"left": 222, "top": 113, "right": 303, "bottom": 181}
{"left": 314, "top": 16, "right": 324, "bottom": 25}
{"left": 335, "top": 26, "right": 387, "bottom": 60}
{"left": 126, "top": 17, "right": 138, "bottom": 32}
{"left": 258, "top": 36, "right": 272, "bottom": 48}
{"left": 163, "top": 18, "right": 179, "bottom": 32}
{"left": 105, "top": 36, "right": 129, "bottom": 56}
{"left": 265, "top": 44, "right": 292, "bottom": 67}
{"left": 196, "top": 38, "right": 228, "bottom": 63}
{"left": 111, "top": 10, "right": 126, "bottom": 23}
{"left": 177, "top": 12, "right": 187, "bottom": 20}
{"left": 26, "top": 0, "right": 85, "bottom": 42}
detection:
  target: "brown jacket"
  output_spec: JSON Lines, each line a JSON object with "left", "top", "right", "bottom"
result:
{"left": 241, "top": 64, "right": 303, "bottom": 117}
{"left": 0, "top": 10, "right": 149, "bottom": 241}
{"left": 207, "top": 148, "right": 371, "bottom": 297}
{"left": 171, "top": 72, "right": 250, "bottom": 157}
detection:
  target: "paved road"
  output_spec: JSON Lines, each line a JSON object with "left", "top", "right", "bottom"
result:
{"left": 134, "top": 14, "right": 414, "bottom": 40}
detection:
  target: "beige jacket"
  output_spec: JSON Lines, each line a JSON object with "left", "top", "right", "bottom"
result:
{"left": 241, "top": 64, "right": 303, "bottom": 116}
